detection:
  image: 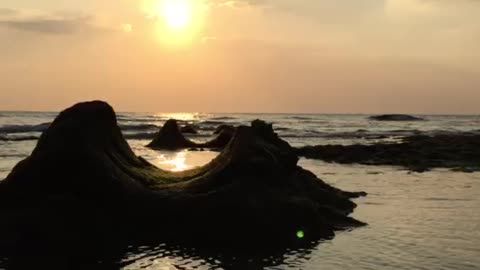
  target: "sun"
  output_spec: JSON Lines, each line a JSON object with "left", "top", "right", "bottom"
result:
{"left": 143, "top": 0, "right": 206, "bottom": 46}
{"left": 158, "top": 0, "right": 194, "bottom": 31}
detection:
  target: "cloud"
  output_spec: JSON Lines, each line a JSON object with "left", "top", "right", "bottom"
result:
{"left": 211, "top": 0, "right": 385, "bottom": 25}
{"left": 121, "top": 23, "right": 132, "bottom": 32}
{"left": 0, "top": 8, "right": 18, "bottom": 16}
{"left": 0, "top": 17, "right": 94, "bottom": 34}
{"left": 201, "top": 36, "right": 218, "bottom": 43}
{"left": 214, "top": 0, "right": 480, "bottom": 23}
{"left": 210, "top": 0, "right": 267, "bottom": 8}
{"left": 0, "top": 9, "right": 97, "bottom": 34}
{"left": 217, "top": 1, "right": 238, "bottom": 8}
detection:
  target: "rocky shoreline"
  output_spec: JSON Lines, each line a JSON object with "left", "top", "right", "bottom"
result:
{"left": 0, "top": 101, "right": 366, "bottom": 258}
{"left": 296, "top": 134, "right": 480, "bottom": 172}
{"left": 146, "top": 119, "right": 480, "bottom": 173}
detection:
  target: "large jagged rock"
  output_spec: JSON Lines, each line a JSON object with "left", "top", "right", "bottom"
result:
{"left": 147, "top": 119, "right": 235, "bottom": 150}
{"left": 0, "top": 101, "right": 366, "bottom": 256}
{"left": 368, "top": 114, "right": 424, "bottom": 121}
{"left": 296, "top": 134, "right": 480, "bottom": 172}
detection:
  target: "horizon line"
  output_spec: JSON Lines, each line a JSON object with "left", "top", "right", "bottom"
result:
{"left": 0, "top": 110, "right": 479, "bottom": 116}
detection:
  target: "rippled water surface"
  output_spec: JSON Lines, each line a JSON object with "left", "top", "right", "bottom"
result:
{"left": 1, "top": 112, "right": 479, "bottom": 269}
{"left": 114, "top": 159, "right": 480, "bottom": 270}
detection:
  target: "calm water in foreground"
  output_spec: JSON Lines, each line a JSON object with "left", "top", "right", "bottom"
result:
{"left": 1, "top": 112, "right": 479, "bottom": 269}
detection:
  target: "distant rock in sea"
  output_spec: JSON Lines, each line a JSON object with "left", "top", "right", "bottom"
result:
{"left": 368, "top": 114, "right": 424, "bottom": 121}
{"left": 147, "top": 119, "right": 234, "bottom": 150}
{"left": 147, "top": 119, "right": 197, "bottom": 149}
{"left": 0, "top": 101, "right": 366, "bottom": 256}
{"left": 180, "top": 124, "right": 199, "bottom": 134}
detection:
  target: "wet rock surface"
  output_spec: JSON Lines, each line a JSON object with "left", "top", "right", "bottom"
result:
{"left": 0, "top": 101, "right": 366, "bottom": 259}
{"left": 368, "top": 114, "right": 424, "bottom": 121}
{"left": 296, "top": 134, "right": 480, "bottom": 172}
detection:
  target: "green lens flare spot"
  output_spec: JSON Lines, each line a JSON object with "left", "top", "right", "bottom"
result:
{"left": 296, "top": 230, "right": 305, "bottom": 239}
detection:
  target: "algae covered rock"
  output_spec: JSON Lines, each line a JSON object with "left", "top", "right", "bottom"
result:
{"left": 0, "top": 101, "right": 366, "bottom": 255}
{"left": 296, "top": 133, "right": 480, "bottom": 172}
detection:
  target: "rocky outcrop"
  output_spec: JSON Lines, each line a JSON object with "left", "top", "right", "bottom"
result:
{"left": 368, "top": 114, "right": 424, "bottom": 121}
{"left": 0, "top": 101, "right": 366, "bottom": 256}
{"left": 297, "top": 134, "right": 480, "bottom": 172}
{"left": 147, "top": 119, "right": 198, "bottom": 149}
{"left": 148, "top": 119, "right": 235, "bottom": 150}
{"left": 180, "top": 124, "right": 199, "bottom": 134}
{"left": 214, "top": 124, "right": 236, "bottom": 135}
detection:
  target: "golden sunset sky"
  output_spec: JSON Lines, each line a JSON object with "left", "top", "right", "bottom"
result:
{"left": 0, "top": 0, "right": 479, "bottom": 113}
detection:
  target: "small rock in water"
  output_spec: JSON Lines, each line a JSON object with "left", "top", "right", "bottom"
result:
{"left": 368, "top": 114, "right": 424, "bottom": 121}
{"left": 181, "top": 125, "right": 199, "bottom": 134}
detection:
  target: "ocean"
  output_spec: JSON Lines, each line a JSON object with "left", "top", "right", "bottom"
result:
{"left": 1, "top": 112, "right": 480, "bottom": 269}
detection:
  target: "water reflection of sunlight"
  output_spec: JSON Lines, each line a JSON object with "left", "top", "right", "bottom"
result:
{"left": 158, "top": 151, "right": 189, "bottom": 171}
{"left": 155, "top": 112, "right": 206, "bottom": 122}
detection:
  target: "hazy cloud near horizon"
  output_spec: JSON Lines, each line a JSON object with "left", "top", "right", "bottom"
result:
{"left": 0, "top": 17, "right": 92, "bottom": 34}
{"left": 0, "top": 0, "right": 479, "bottom": 113}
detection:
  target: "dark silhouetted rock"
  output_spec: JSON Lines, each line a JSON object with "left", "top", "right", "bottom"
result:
{"left": 296, "top": 133, "right": 480, "bottom": 172}
{"left": 148, "top": 120, "right": 234, "bottom": 150}
{"left": 202, "top": 129, "right": 235, "bottom": 149}
{"left": 213, "top": 124, "right": 236, "bottom": 135}
{"left": 180, "top": 124, "right": 199, "bottom": 134}
{"left": 0, "top": 101, "right": 366, "bottom": 257}
{"left": 368, "top": 114, "right": 424, "bottom": 121}
{"left": 147, "top": 119, "right": 197, "bottom": 149}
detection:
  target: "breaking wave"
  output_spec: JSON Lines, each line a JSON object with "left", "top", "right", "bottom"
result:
{"left": 0, "top": 123, "right": 51, "bottom": 134}
{"left": 0, "top": 135, "right": 40, "bottom": 142}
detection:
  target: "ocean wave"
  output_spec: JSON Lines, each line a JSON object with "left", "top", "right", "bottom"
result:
{"left": 279, "top": 131, "right": 406, "bottom": 139}
{"left": 0, "top": 123, "right": 50, "bottom": 134}
{"left": 0, "top": 153, "right": 29, "bottom": 158}
{"left": 209, "top": 116, "right": 237, "bottom": 120}
{"left": 117, "top": 116, "right": 159, "bottom": 123}
{"left": 199, "top": 120, "right": 227, "bottom": 125}
{"left": 0, "top": 135, "right": 40, "bottom": 141}
{"left": 200, "top": 120, "right": 248, "bottom": 126}
{"left": 123, "top": 132, "right": 215, "bottom": 140}
{"left": 0, "top": 130, "right": 212, "bottom": 142}
{"left": 390, "top": 129, "right": 422, "bottom": 134}
{"left": 123, "top": 132, "right": 156, "bottom": 140}
{"left": 280, "top": 129, "right": 480, "bottom": 140}
{"left": 0, "top": 122, "right": 160, "bottom": 134}
{"left": 287, "top": 116, "right": 315, "bottom": 120}
{"left": 273, "top": 126, "right": 293, "bottom": 131}
{"left": 2, "top": 116, "right": 478, "bottom": 143}
{"left": 119, "top": 124, "right": 159, "bottom": 131}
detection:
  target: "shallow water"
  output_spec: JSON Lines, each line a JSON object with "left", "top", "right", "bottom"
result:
{"left": 115, "top": 159, "right": 480, "bottom": 270}
{"left": 1, "top": 112, "right": 480, "bottom": 269}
